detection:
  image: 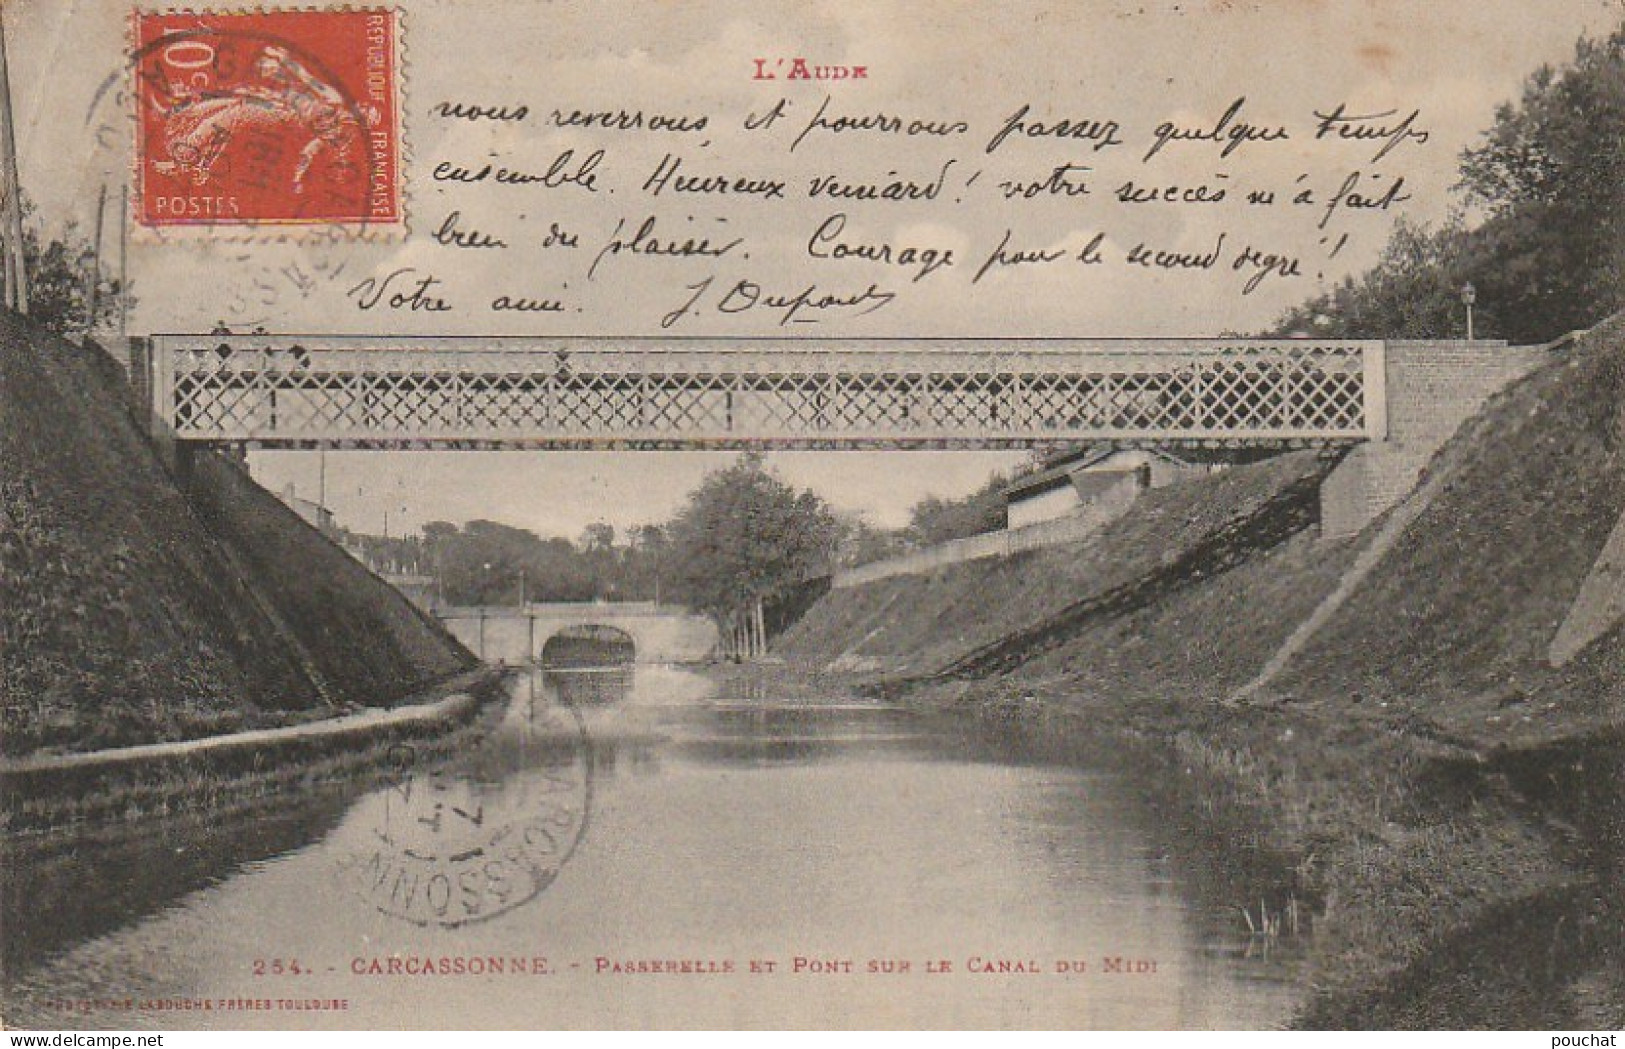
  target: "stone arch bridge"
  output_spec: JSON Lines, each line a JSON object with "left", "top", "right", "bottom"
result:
{"left": 436, "top": 602, "right": 718, "bottom": 665}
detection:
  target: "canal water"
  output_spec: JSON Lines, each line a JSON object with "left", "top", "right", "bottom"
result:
{"left": 3, "top": 664, "right": 1305, "bottom": 1029}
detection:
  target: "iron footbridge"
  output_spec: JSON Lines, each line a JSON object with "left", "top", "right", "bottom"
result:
{"left": 143, "top": 335, "right": 1387, "bottom": 450}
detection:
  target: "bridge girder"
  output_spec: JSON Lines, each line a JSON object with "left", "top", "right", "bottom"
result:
{"left": 144, "top": 335, "right": 1387, "bottom": 450}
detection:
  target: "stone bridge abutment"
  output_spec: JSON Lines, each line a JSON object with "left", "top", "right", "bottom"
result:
{"left": 1318, "top": 339, "right": 1552, "bottom": 541}
{"left": 436, "top": 602, "right": 718, "bottom": 665}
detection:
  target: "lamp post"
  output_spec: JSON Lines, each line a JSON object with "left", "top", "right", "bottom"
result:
{"left": 1461, "top": 282, "right": 1477, "bottom": 341}
{"left": 521, "top": 567, "right": 534, "bottom": 662}
{"left": 432, "top": 548, "right": 444, "bottom": 610}
{"left": 478, "top": 561, "right": 491, "bottom": 660}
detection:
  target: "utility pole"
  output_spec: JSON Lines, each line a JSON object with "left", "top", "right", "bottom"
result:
{"left": 118, "top": 183, "right": 129, "bottom": 337}
{"left": 0, "top": 9, "right": 30, "bottom": 315}
{"left": 85, "top": 183, "right": 107, "bottom": 334}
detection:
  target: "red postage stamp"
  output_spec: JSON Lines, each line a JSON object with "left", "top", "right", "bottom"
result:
{"left": 133, "top": 8, "right": 402, "bottom": 230}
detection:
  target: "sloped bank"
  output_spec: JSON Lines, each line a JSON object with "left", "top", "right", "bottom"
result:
{"left": 0, "top": 665, "right": 506, "bottom": 831}
{"left": 778, "top": 448, "right": 1343, "bottom": 679}
{"left": 0, "top": 312, "right": 477, "bottom": 761}
{"left": 776, "top": 324, "right": 1625, "bottom": 1027}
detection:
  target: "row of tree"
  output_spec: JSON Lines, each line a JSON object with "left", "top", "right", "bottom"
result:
{"left": 400, "top": 455, "right": 843, "bottom": 655}
{"left": 1268, "top": 27, "right": 1625, "bottom": 344}
{"left": 358, "top": 519, "right": 669, "bottom": 607}
{"left": 391, "top": 452, "right": 1028, "bottom": 654}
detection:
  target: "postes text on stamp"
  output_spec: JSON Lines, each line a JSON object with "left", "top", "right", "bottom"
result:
{"left": 133, "top": 8, "right": 402, "bottom": 229}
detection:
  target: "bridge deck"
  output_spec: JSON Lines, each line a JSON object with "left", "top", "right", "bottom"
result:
{"left": 146, "top": 335, "right": 1386, "bottom": 450}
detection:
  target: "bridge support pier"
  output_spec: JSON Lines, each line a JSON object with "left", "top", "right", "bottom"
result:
{"left": 1319, "top": 340, "right": 1546, "bottom": 542}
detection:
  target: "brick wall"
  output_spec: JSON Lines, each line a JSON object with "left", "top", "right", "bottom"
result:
{"left": 1318, "top": 448, "right": 1369, "bottom": 541}
{"left": 1321, "top": 341, "right": 1547, "bottom": 540}
{"left": 1382, "top": 341, "right": 1546, "bottom": 443}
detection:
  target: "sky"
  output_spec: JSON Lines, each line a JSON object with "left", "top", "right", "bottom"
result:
{"left": 8, "top": 0, "right": 1624, "bottom": 537}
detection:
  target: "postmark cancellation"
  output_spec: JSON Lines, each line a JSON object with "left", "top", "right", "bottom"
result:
{"left": 337, "top": 693, "right": 594, "bottom": 929}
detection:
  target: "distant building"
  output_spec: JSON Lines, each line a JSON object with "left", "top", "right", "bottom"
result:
{"left": 272, "top": 485, "right": 438, "bottom": 609}
{"left": 278, "top": 484, "right": 339, "bottom": 537}
{"left": 1001, "top": 447, "right": 1213, "bottom": 529}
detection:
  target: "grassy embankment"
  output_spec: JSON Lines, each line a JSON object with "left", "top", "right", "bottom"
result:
{"left": 1, "top": 313, "right": 478, "bottom": 772}
{"left": 775, "top": 324, "right": 1625, "bottom": 1027}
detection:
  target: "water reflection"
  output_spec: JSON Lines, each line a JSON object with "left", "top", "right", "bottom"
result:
{"left": 337, "top": 677, "right": 591, "bottom": 929}
{"left": 3, "top": 662, "right": 1307, "bottom": 1029}
{"left": 1, "top": 794, "right": 352, "bottom": 977}
{"left": 544, "top": 666, "right": 634, "bottom": 707}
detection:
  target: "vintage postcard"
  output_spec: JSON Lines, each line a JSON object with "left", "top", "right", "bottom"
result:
{"left": 2, "top": 0, "right": 1624, "bottom": 1033}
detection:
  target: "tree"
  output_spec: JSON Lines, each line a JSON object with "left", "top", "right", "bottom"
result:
{"left": 17, "top": 197, "right": 126, "bottom": 336}
{"left": 1456, "top": 29, "right": 1625, "bottom": 339}
{"left": 906, "top": 470, "right": 1009, "bottom": 545}
{"left": 834, "top": 512, "right": 909, "bottom": 568}
{"left": 417, "top": 516, "right": 670, "bottom": 606}
{"left": 578, "top": 521, "right": 616, "bottom": 552}
{"left": 1268, "top": 27, "right": 1625, "bottom": 344}
{"left": 664, "top": 453, "right": 842, "bottom": 656}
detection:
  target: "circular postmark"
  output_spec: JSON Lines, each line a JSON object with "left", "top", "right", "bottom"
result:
{"left": 74, "top": 11, "right": 404, "bottom": 328}
{"left": 340, "top": 684, "right": 594, "bottom": 928}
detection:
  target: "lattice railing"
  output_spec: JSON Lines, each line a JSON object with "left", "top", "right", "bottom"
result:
{"left": 147, "top": 336, "right": 1386, "bottom": 449}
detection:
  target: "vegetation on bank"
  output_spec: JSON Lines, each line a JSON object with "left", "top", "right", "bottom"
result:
{"left": 10, "top": 195, "right": 128, "bottom": 339}
{"left": 776, "top": 450, "right": 1338, "bottom": 676}
{"left": 1, "top": 670, "right": 505, "bottom": 836}
{"left": 0, "top": 317, "right": 473, "bottom": 757}
{"left": 405, "top": 453, "right": 846, "bottom": 655}
{"left": 3, "top": 318, "right": 310, "bottom": 753}
{"left": 393, "top": 517, "right": 672, "bottom": 606}
{"left": 1267, "top": 27, "right": 1625, "bottom": 343}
